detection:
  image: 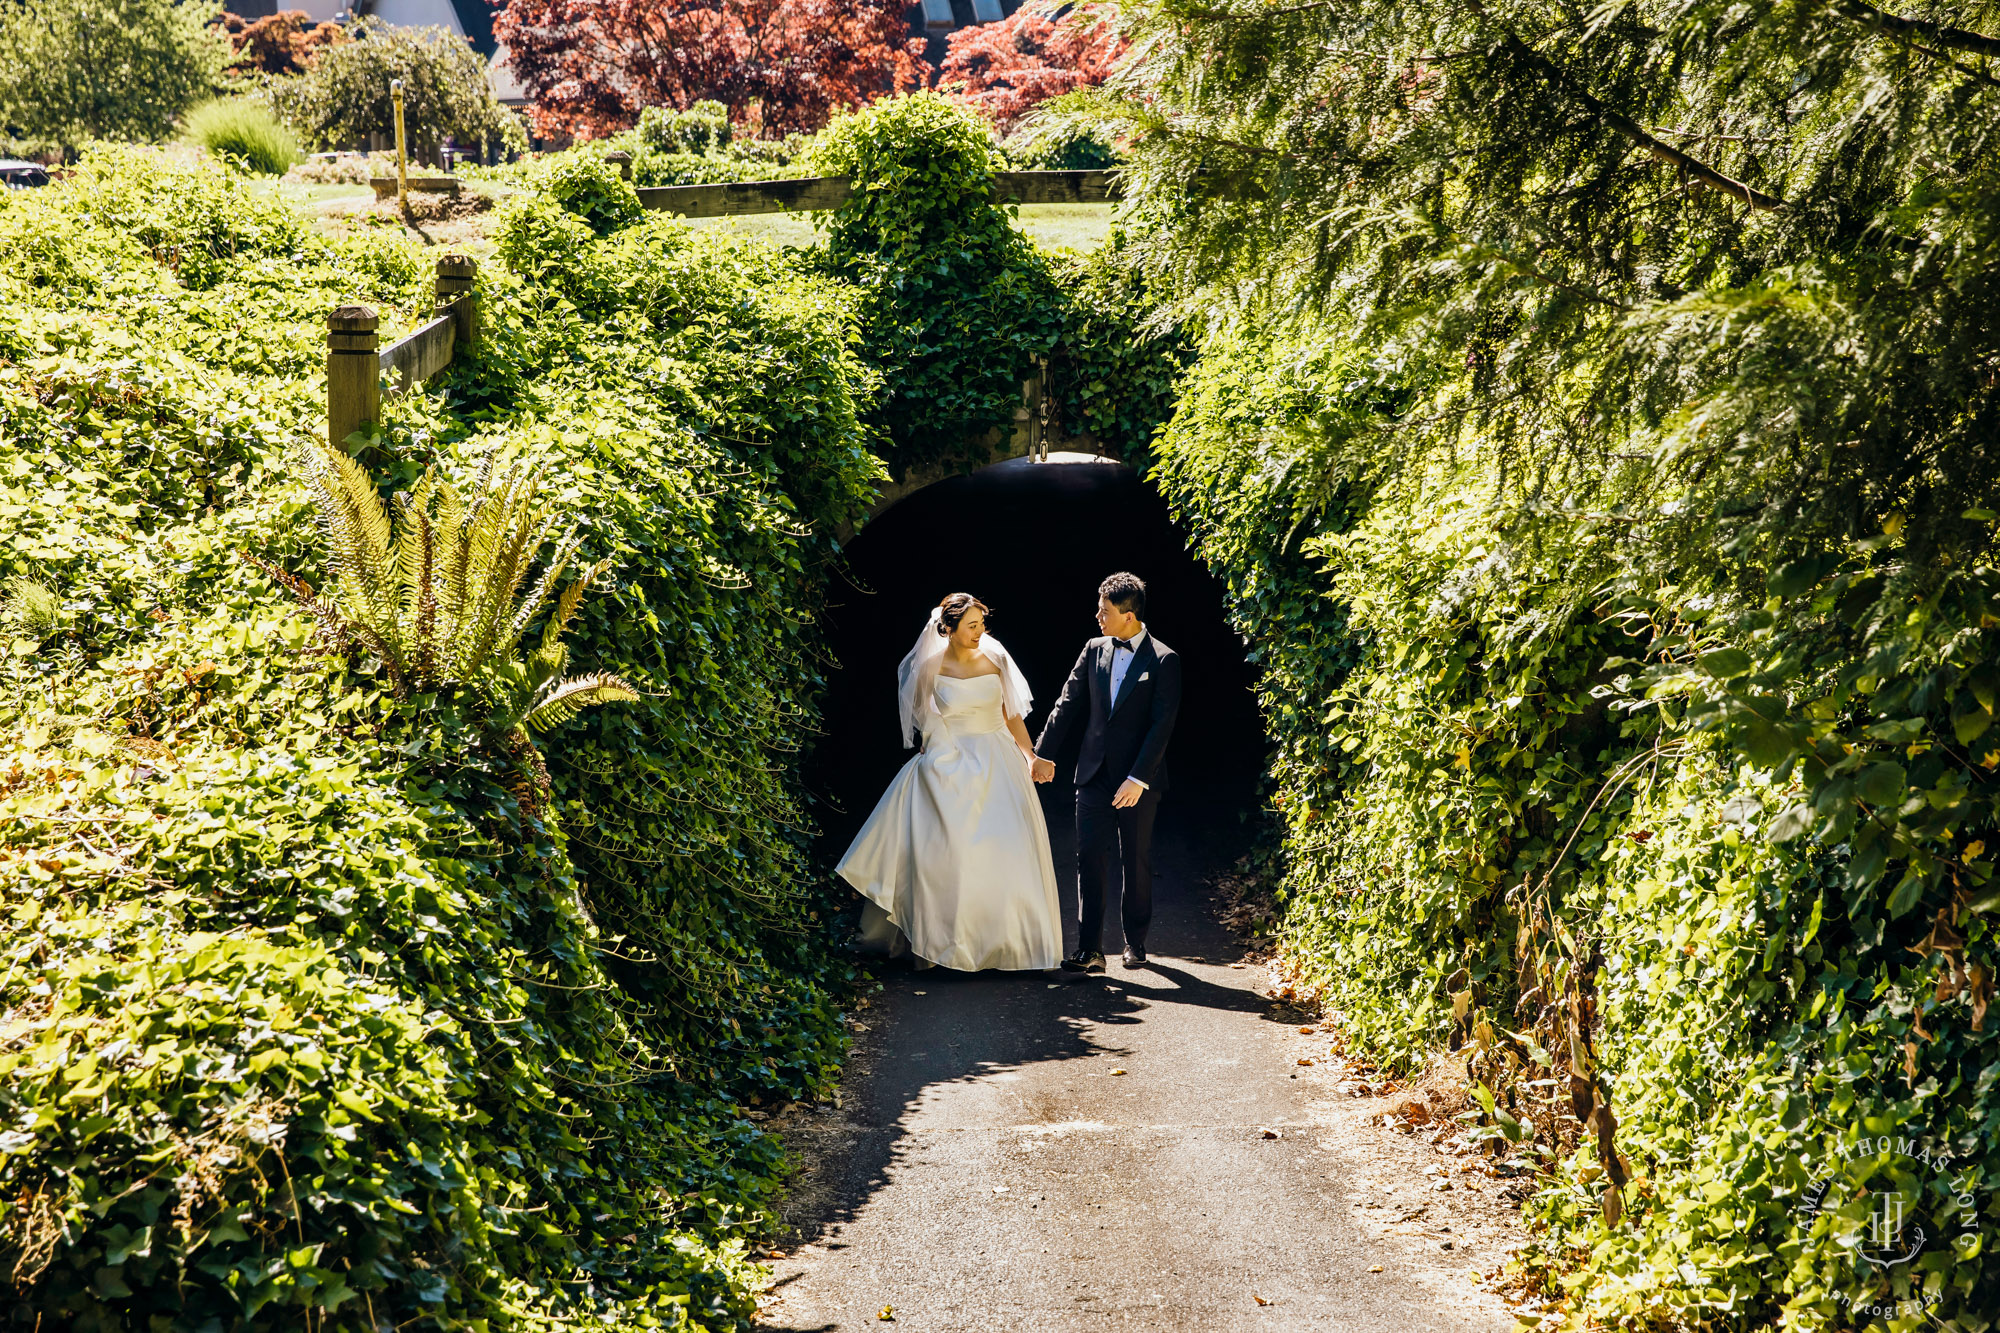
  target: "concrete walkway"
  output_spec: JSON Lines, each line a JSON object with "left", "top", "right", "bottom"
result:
{"left": 758, "top": 821, "right": 1519, "bottom": 1332}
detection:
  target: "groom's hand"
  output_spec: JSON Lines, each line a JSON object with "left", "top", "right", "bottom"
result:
{"left": 1031, "top": 757, "right": 1056, "bottom": 783}
{"left": 1112, "top": 778, "right": 1145, "bottom": 809}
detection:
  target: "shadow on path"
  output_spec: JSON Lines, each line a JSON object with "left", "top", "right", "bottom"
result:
{"left": 758, "top": 810, "right": 1514, "bottom": 1333}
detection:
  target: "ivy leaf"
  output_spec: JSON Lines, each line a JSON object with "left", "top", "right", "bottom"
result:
{"left": 1698, "top": 648, "right": 1753, "bottom": 679}
{"left": 1742, "top": 718, "right": 1797, "bottom": 769}
{"left": 1855, "top": 761, "right": 1906, "bottom": 807}
{"left": 1767, "top": 804, "right": 1814, "bottom": 843}
{"left": 1951, "top": 691, "right": 1992, "bottom": 745}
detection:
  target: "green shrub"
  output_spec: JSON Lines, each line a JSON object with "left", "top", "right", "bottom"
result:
{"left": 1153, "top": 324, "right": 2000, "bottom": 1331}
{"left": 0, "top": 0, "right": 228, "bottom": 148}
{"left": 811, "top": 92, "right": 1062, "bottom": 476}
{"left": 1045, "top": 232, "right": 1188, "bottom": 463}
{"left": 1006, "top": 122, "right": 1118, "bottom": 171}
{"left": 261, "top": 16, "right": 526, "bottom": 163}
{"left": 639, "top": 100, "right": 733, "bottom": 155}
{"left": 1, "top": 141, "right": 877, "bottom": 1333}
{"left": 184, "top": 97, "right": 303, "bottom": 175}
{"left": 536, "top": 151, "right": 646, "bottom": 235}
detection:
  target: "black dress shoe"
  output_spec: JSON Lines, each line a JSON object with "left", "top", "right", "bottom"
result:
{"left": 1121, "top": 945, "right": 1148, "bottom": 968}
{"left": 1060, "top": 950, "right": 1106, "bottom": 974}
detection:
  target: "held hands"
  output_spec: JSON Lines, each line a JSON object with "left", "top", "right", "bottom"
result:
{"left": 1030, "top": 756, "right": 1056, "bottom": 784}
{"left": 1112, "top": 778, "right": 1145, "bottom": 809}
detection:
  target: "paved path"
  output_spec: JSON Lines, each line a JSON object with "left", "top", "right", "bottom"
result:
{"left": 759, "top": 820, "right": 1518, "bottom": 1332}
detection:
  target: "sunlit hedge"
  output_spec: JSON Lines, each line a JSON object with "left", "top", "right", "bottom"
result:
{"left": 1155, "top": 325, "right": 1999, "bottom": 1330}
{"left": 1, "top": 145, "right": 878, "bottom": 1331}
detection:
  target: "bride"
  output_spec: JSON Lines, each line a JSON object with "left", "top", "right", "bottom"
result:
{"left": 837, "top": 593, "right": 1063, "bottom": 972}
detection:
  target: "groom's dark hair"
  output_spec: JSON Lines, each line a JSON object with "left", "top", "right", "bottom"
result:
{"left": 1099, "top": 572, "right": 1146, "bottom": 620}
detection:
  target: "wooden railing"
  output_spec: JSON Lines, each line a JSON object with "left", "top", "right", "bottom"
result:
{"left": 323, "top": 169, "right": 1113, "bottom": 450}
{"left": 326, "top": 254, "right": 479, "bottom": 453}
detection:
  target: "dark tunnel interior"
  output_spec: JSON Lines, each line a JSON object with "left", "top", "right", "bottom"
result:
{"left": 809, "top": 456, "right": 1269, "bottom": 859}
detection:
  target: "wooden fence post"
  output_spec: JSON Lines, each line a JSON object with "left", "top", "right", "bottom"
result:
{"left": 603, "top": 151, "right": 632, "bottom": 182}
{"left": 327, "top": 305, "right": 380, "bottom": 454}
{"left": 435, "top": 254, "right": 478, "bottom": 353}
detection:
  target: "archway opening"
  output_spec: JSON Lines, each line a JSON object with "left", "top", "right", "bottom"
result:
{"left": 812, "top": 454, "right": 1266, "bottom": 859}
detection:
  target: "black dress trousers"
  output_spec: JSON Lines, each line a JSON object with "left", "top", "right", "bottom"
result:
{"left": 1074, "top": 772, "right": 1161, "bottom": 954}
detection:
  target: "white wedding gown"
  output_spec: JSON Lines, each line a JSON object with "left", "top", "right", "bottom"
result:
{"left": 837, "top": 674, "right": 1063, "bottom": 971}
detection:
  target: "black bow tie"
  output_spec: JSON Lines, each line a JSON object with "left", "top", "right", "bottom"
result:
{"left": 1112, "top": 638, "right": 1135, "bottom": 652}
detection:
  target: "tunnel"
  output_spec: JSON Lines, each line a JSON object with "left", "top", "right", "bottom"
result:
{"left": 810, "top": 453, "right": 1268, "bottom": 884}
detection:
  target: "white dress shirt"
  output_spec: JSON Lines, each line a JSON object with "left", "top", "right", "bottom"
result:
{"left": 1109, "top": 628, "right": 1149, "bottom": 789}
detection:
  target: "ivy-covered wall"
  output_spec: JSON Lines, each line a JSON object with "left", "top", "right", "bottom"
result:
{"left": 1152, "top": 319, "right": 1999, "bottom": 1329}
{"left": 0, "top": 148, "right": 879, "bottom": 1331}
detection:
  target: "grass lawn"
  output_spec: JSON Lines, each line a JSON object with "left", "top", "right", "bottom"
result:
{"left": 1011, "top": 203, "right": 1115, "bottom": 252}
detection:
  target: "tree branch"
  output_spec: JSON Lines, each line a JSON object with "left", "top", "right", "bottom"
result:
{"left": 1837, "top": 0, "right": 2000, "bottom": 59}
{"left": 1502, "top": 35, "right": 1790, "bottom": 211}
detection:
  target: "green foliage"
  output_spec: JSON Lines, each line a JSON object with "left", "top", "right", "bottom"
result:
{"left": 0, "top": 0, "right": 227, "bottom": 148}
{"left": 263, "top": 443, "right": 640, "bottom": 747}
{"left": 533, "top": 152, "right": 646, "bottom": 235}
{"left": 471, "top": 127, "right": 817, "bottom": 192}
{"left": 0, "top": 145, "right": 879, "bottom": 1331}
{"left": 184, "top": 97, "right": 302, "bottom": 175}
{"left": 1044, "top": 233, "right": 1189, "bottom": 464}
{"left": 1110, "top": 0, "right": 2000, "bottom": 1323}
{"left": 811, "top": 92, "right": 1064, "bottom": 475}
{"left": 1155, "top": 328, "right": 2000, "bottom": 1329}
{"left": 640, "top": 100, "right": 733, "bottom": 155}
{"left": 1004, "top": 121, "right": 1118, "bottom": 171}
{"left": 262, "top": 17, "right": 526, "bottom": 163}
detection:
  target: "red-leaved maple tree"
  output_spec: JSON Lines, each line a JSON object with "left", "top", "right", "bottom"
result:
{"left": 938, "top": 1, "right": 1126, "bottom": 133}
{"left": 493, "top": 0, "right": 930, "bottom": 140}
{"left": 223, "top": 9, "right": 346, "bottom": 77}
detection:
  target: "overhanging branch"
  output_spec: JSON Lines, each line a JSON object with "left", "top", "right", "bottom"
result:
{"left": 1502, "top": 36, "right": 1790, "bottom": 211}
{"left": 1837, "top": 0, "right": 2000, "bottom": 59}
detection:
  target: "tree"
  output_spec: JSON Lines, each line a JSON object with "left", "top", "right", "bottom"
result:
{"left": 0, "top": 0, "right": 228, "bottom": 148}
{"left": 222, "top": 8, "right": 345, "bottom": 78}
{"left": 493, "top": 0, "right": 929, "bottom": 141}
{"left": 262, "top": 16, "right": 524, "bottom": 162}
{"left": 1065, "top": 0, "right": 2000, "bottom": 1324}
{"left": 939, "top": 0, "right": 1125, "bottom": 133}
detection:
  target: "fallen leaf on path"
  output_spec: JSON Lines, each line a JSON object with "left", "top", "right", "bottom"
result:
{"left": 1109, "top": 1068, "right": 1127, "bottom": 1076}
{"left": 1298, "top": 1026, "right": 1315, "bottom": 1035}
{"left": 1259, "top": 1127, "right": 1280, "bottom": 1139}
{"left": 1367, "top": 1265, "right": 1384, "bottom": 1273}
{"left": 1297, "top": 1057, "right": 1315, "bottom": 1066}
{"left": 1252, "top": 1294, "right": 1271, "bottom": 1306}
{"left": 878, "top": 1307, "right": 895, "bottom": 1321}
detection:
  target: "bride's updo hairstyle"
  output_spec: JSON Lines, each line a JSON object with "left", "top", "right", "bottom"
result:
{"left": 936, "top": 592, "right": 990, "bottom": 636}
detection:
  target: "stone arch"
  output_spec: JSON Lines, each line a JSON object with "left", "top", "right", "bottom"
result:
{"left": 845, "top": 373, "right": 1121, "bottom": 538}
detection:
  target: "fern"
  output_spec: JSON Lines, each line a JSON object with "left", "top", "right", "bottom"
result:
{"left": 252, "top": 442, "right": 639, "bottom": 780}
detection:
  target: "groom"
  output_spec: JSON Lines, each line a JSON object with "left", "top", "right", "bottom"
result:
{"left": 1031, "top": 573, "right": 1182, "bottom": 972}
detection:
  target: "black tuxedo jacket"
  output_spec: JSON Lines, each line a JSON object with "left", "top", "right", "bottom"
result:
{"left": 1035, "top": 632, "right": 1182, "bottom": 792}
